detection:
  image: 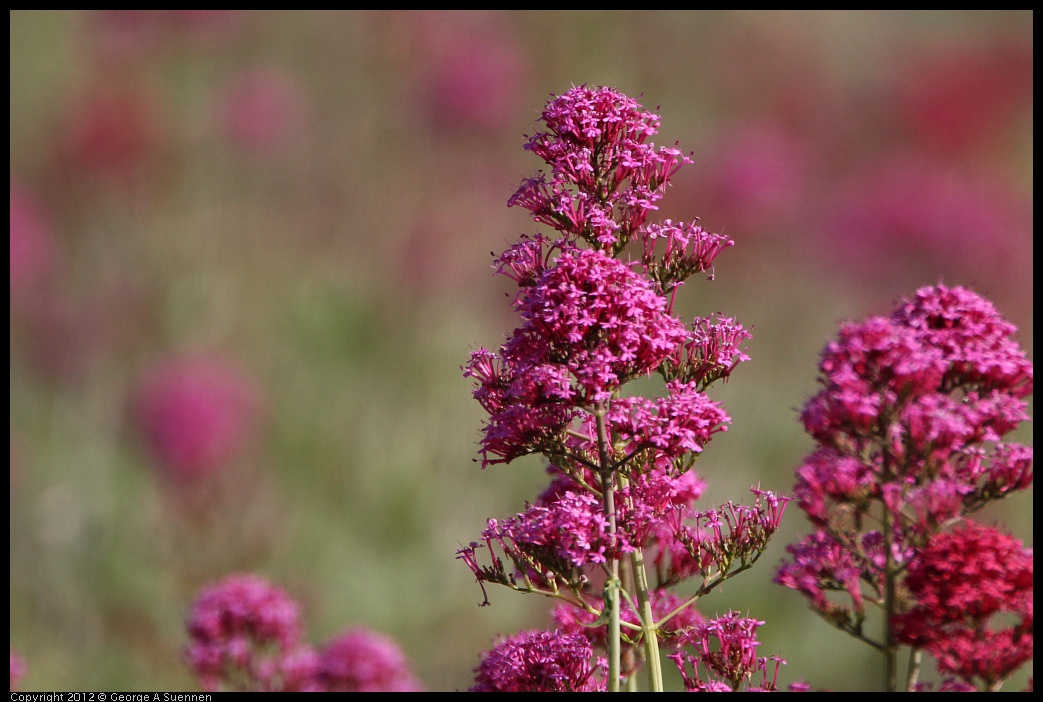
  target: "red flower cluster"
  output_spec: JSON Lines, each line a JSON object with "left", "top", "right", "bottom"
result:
{"left": 892, "top": 523, "right": 1033, "bottom": 689}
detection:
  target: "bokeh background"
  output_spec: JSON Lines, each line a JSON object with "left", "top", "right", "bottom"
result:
{"left": 10, "top": 10, "right": 1032, "bottom": 692}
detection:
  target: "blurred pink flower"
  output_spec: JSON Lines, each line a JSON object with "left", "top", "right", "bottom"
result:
{"left": 421, "top": 34, "right": 529, "bottom": 134}
{"left": 815, "top": 155, "right": 1032, "bottom": 308}
{"left": 891, "top": 39, "right": 1032, "bottom": 157}
{"left": 389, "top": 13, "right": 530, "bottom": 135}
{"left": 9, "top": 181, "right": 56, "bottom": 297}
{"left": 315, "top": 628, "right": 424, "bottom": 692}
{"left": 132, "top": 353, "right": 262, "bottom": 481}
{"left": 685, "top": 123, "right": 812, "bottom": 237}
{"left": 185, "top": 576, "right": 422, "bottom": 692}
{"left": 215, "top": 67, "right": 306, "bottom": 154}
{"left": 10, "top": 650, "right": 26, "bottom": 692}
{"left": 185, "top": 573, "right": 317, "bottom": 692}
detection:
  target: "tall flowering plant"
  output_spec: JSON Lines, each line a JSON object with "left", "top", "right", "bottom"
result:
{"left": 457, "top": 85, "right": 792, "bottom": 692}
{"left": 775, "top": 283, "right": 1033, "bottom": 691}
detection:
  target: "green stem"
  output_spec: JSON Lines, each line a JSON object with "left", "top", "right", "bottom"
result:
{"left": 882, "top": 491, "right": 898, "bottom": 692}
{"left": 615, "top": 471, "right": 662, "bottom": 692}
{"left": 630, "top": 546, "right": 663, "bottom": 691}
{"left": 596, "top": 407, "right": 621, "bottom": 692}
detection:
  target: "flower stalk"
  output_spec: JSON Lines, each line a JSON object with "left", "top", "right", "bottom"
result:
{"left": 458, "top": 85, "right": 792, "bottom": 692}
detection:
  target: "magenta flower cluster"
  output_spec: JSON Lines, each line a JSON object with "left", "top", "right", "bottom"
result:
{"left": 668, "top": 611, "right": 792, "bottom": 692}
{"left": 183, "top": 573, "right": 422, "bottom": 692}
{"left": 470, "top": 630, "right": 607, "bottom": 693}
{"left": 507, "top": 87, "right": 687, "bottom": 253}
{"left": 775, "top": 283, "right": 1033, "bottom": 691}
{"left": 458, "top": 85, "right": 791, "bottom": 692}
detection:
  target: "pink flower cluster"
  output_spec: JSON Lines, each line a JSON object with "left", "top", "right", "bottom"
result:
{"left": 470, "top": 608, "right": 796, "bottom": 692}
{"left": 602, "top": 381, "right": 731, "bottom": 473}
{"left": 215, "top": 67, "right": 306, "bottom": 154}
{"left": 507, "top": 86, "right": 732, "bottom": 270}
{"left": 419, "top": 30, "right": 528, "bottom": 135}
{"left": 515, "top": 248, "right": 688, "bottom": 398}
{"left": 775, "top": 283, "right": 1033, "bottom": 690}
{"left": 661, "top": 315, "right": 752, "bottom": 391}
{"left": 463, "top": 89, "right": 746, "bottom": 478}
{"left": 508, "top": 87, "right": 685, "bottom": 252}
{"left": 668, "top": 611, "right": 789, "bottom": 692}
{"left": 184, "top": 573, "right": 422, "bottom": 692}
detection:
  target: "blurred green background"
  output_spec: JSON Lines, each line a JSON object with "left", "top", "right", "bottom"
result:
{"left": 10, "top": 10, "right": 1032, "bottom": 692}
